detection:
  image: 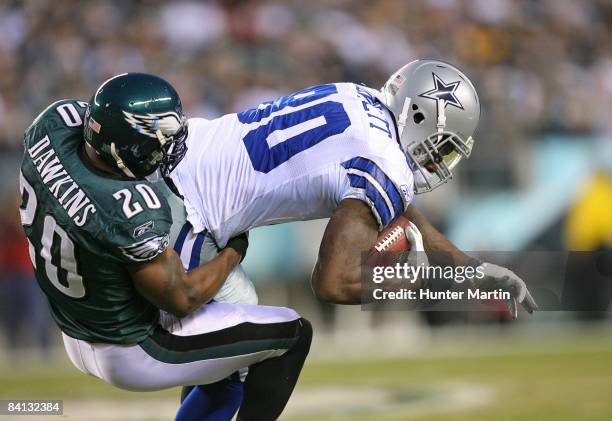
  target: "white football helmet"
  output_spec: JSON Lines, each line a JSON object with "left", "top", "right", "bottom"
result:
{"left": 373, "top": 59, "right": 481, "bottom": 194}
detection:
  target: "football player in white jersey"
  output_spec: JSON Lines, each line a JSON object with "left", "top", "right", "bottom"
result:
{"left": 151, "top": 58, "right": 538, "bottom": 419}
{"left": 161, "top": 59, "right": 537, "bottom": 315}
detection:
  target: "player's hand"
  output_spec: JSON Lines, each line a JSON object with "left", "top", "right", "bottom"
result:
{"left": 404, "top": 222, "right": 429, "bottom": 269}
{"left": 472, "top": 262, "right": 538, "bottom": 319}
{"left": 225, "top": 232, "right": 249, "bottom": 262}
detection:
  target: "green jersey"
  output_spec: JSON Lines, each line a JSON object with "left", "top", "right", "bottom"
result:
{"left": 20, "top": 99, "right": 172, "bottom": 345}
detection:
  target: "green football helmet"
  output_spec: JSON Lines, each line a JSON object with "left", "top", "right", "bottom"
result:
{"left": 83, "top": 73, "right": 188, "bottom": 179}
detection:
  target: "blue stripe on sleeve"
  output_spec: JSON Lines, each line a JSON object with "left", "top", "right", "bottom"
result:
{"left": 346, "top": 173, "right": 392, "bottom": 226}
{"left": 341, "top": 157, "right": 405, "bottom": 218}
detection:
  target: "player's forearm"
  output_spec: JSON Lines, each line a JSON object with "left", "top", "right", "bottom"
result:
{"left": 403, "top": 204, "right": 472, "bottom": 267}
{"left": 182, "top": 248, "right": 241, "bottom": 311}
{"left": 131, "top": 247, "right": 241, "bottom": 318}
{"left": 311, "top": 199, "right": 378, "bottom": 304}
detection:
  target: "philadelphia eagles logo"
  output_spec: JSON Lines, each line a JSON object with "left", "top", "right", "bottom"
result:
{"left": 122, "top": 111, "right": 182, "bottom": 139}
{"left": 120, "top": 234, "right": 169, "bottom": 262}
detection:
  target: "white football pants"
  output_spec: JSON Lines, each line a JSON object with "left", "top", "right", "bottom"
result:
{"left": 62, "top": 301, "right": 301, "bottom": 391}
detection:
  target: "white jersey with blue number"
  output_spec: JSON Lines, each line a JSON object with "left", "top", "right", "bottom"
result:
{"left": 169, "top": 83, "right": 414, "bottom": 247}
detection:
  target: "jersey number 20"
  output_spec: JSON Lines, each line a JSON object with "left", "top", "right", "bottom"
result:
{"left": 20, "top": 171, "right": 85, "bottom": 298}
{"left": 238, "top": 84, "right": 351, "bottom": 173}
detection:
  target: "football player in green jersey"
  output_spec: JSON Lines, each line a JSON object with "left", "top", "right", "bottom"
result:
{"left": 19, "top": 73, "right": 312, "bottom": 421}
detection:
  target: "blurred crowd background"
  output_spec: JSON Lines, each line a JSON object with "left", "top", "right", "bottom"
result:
{"left": 0, "top": 0, "right": 611, "bottom": 357}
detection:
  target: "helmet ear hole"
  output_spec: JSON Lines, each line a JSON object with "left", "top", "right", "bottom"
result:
{"left": 412, "top": 104, "right": 419, "bottom": 111}
{"left": 413, "top": 112, "right": 425, "bottom": 124}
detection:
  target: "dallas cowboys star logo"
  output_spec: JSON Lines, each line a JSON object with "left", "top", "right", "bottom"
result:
{"left": 418, "top": 72, "right": 463, "bottom": 110}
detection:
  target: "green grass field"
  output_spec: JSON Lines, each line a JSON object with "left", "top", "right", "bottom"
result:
{"left": 2, "top": 325, "right": 612, "bottom": 420}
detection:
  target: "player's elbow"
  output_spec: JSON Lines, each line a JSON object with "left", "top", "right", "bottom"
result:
{"left": 311, "top": 278, "right": 336, "bottom": 303}
{"left": 164, "top": 299, "right": 192, "bottom": 318}
{"left": 311, "top": 265, "right": 359, "bottom": 304}
{"left": 312, "top": 279, "right": 359, "bottom": 304}
{"left": 168, "top": 307, "right": 190, "bottom": 319}
{"left": 166, "top": 288, "right": 203, "bottom": 318}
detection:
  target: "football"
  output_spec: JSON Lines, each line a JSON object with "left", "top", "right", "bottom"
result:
{"left": 365, "top": 215, "right": 412, "bottom": 266}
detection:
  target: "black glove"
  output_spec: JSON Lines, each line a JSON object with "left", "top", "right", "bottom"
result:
{"left": 225, "top": 232, "right": 249, "bottom": 262}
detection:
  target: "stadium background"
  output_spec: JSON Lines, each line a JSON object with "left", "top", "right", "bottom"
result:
{"left": 1, "top": 0, "right": 611, "bottom": 419}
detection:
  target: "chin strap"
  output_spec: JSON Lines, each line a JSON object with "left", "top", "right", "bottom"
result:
{"left": 110, "top": 142, "right": 136, "bottom": 178}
